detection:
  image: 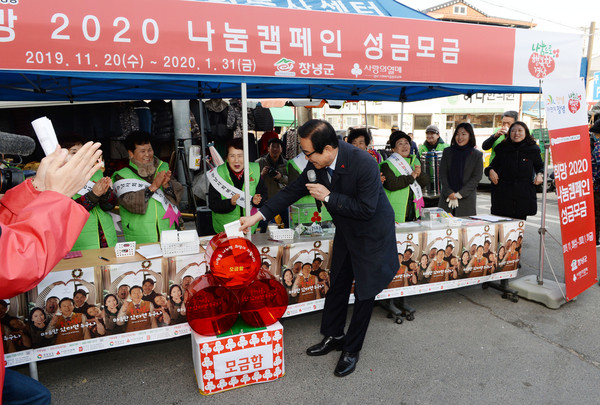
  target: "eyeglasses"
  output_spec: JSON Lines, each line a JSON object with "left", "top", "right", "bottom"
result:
{"left": 302, "top": 149, "right": 317, "bottom": 157}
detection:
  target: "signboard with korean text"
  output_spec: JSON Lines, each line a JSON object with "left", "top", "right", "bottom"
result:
{"left": 0, "top": 0, "right": 582, "bottom": 88}
{"left": 543, "top": 78, "right": 597, "bottom": 300}
{"left": 191, "top": 322, "right": 284, "bottom": 395}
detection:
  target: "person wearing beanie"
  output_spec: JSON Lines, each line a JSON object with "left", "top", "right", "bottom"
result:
{"left": 418, "top": 124, "right": 448, "bottom": 156}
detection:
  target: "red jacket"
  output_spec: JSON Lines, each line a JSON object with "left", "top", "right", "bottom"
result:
{"left": 0, "top": 179, "right": 89, "bottom": 399}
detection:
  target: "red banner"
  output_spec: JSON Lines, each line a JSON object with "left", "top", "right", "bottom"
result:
{"left": 543, "top": 79, "right": 597, "bottom": 300}
{"left": 0, "top": 0, "right": 581, "bottom": 86}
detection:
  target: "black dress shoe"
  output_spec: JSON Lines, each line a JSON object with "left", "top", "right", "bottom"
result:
{"left": 306, "top": 336, "right": 344, "bottom": 356}
{"left": 334, "top": 351, "right": 359, "bottom": 377}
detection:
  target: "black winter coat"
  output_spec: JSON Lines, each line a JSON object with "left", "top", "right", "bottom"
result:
{"left": 485, "top": 141, "right": 543, "bottom": 219}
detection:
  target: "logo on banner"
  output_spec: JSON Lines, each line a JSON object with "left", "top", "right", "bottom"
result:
{"left": 528, "top": 41, "right": 560, "bottom": 79}
{"left": 274, "top": 58, "right": 295, "bottom": 76}
{"left": 351, "top": 63, "right": 363, "bottom": 77}
{"left": 567, "top": 92, "right": 582, "bottom": 114}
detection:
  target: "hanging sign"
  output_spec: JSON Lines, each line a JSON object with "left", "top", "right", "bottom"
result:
{"left": 543, "top": 78, "right": 597, "bottom": 300}
{"left": 0, "top": 0, "right": 582, "bottom": 86}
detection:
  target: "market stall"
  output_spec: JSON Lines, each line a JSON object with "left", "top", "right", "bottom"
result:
{"left": 0, "top": 0, "right": 586, "bottom": 391}
{"left": 3, "top": 218, "right": 524, "bottom": 371}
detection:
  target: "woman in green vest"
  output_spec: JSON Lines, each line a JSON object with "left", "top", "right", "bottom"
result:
{"left": 380, "top": 131, "right": 430, "bottom": 223}
{"left": 112, "top": 131, "right": 184, "bottom": 244}
{"left": 61, "top": 136, "right": 118, "bottom": 250}
{"left": 208, "top": 138, "right": 267, "bottom": 234}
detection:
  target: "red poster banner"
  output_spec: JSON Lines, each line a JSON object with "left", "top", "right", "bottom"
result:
{"left": 0, "top": 0, "right": 581, "bottom": 86}
{"left": 543, "top": 79, "right": 597, "bottom": 300}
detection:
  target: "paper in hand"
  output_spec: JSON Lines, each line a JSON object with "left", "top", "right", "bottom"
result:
{"left": 224, "top": 219, "right": 245, "bottom": 238}
{"left": 31, "top": 116, "right": 59, "bottom": 156}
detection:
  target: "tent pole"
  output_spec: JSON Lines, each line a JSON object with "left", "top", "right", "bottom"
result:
{"left": 363, "top": 100, "right": 368, "bottom": 129}
{"left": 400, "top": 101, "right": 405, "bottom": 131}
{"left": 198, "top": 100, "right": 210, "bottom": 207}
{"left": 241, "top": 83, "right": 252, "bottom": 235}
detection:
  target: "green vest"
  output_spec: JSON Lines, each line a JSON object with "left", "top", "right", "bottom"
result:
{"left": 112, "top": 160, "right": 175, "bottom": 244}
{"left": 381, "top": 155, "right": 421, "bottom": 223}
{"left": 418, "top": 141, "right": 448, "bottom": 156}
{"left": 286, "top": 160, "right": 332, "bottom": 224}
{"left": 212, "top": 162, "right": 260, "bottom": 234}
{"left": 487, "top": 130, "right": 505, "bottom": 164}
{"left": 71, "top": 170, "right": 118, "bottom": 251}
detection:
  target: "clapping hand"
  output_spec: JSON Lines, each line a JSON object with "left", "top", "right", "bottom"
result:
{"left": 92, "top": 176, "right": 112, "bottom": 197}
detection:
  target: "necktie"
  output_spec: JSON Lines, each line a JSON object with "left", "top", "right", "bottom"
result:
{"left": 327, "top": 167, "right": 334, "bottom": 181}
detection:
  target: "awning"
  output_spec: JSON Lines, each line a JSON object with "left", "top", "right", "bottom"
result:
{"left": 270, "top": 106, "right": 295, "bottom": 127}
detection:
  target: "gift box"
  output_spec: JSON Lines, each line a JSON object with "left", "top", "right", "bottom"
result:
{"left": 191, "top": 321, "right": 284, "bottom": 395}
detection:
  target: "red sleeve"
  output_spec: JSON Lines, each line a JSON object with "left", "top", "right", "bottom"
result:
{"left": 0, "top": 190, "right": 89, "bottom": 299}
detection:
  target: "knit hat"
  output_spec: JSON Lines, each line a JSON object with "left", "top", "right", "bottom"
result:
{"left": 389, "top": 131, "right": 411, "bottom": 149}
{"left": 425, "top": 125, "right": 440, "bottom": 134}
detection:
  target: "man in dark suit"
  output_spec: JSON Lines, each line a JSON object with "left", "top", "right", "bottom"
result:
{"left": 240, "top": 119, "right": 398, "bottom": 377}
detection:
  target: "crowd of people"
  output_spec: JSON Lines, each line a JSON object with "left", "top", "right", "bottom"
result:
{"left": 2, "top": 110, "right": 597, "bottom": 393}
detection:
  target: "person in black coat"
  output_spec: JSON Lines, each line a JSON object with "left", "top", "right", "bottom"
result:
{"left": 485, "top": 121, "right": 544, "bottom": 220}
{"left": 240, "top": 119, "right": 398, "bottom": 377}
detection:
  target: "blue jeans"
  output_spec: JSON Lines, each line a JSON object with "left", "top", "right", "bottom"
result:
{"left": 3, "top": 369, "right": 51, "bottom": 405}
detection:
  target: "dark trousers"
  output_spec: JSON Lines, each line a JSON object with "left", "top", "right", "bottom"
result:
{"left": 3, "top": 368, "right": 51, "bottom": 405}
{"left": 319, "top": 254, "right": 375, "bottom": 353}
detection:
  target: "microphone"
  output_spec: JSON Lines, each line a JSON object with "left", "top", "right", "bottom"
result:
{"left": 306, "top": 169, "right": 322, "bottom": 213}
{"left": 0, "top": 131, "right": 36, "bottom": 156}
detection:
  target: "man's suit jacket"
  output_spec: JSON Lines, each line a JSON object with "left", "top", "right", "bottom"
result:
{"left": 260, "top": 141, "right": 398, "bottom": 300}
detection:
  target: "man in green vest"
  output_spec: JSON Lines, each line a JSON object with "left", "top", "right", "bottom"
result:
{"left": 418, "top": 125, "right": 448, "bottom": 156}
{"left": 112, "top": 131, "right": 183, "bottom": 244}
{"left": 481, "top": 110, "right": 519, "bottom": 165}
{"left": 61, "top": 136, "right": 118, "bottom": 250}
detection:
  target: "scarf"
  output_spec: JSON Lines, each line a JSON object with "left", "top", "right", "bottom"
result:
{"left": 448, "top": 144, "right": 473, "bottom": 192}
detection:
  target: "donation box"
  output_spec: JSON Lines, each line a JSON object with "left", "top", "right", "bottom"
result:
{"left": 191, "top": 321, "right": 285, "bottom": 395}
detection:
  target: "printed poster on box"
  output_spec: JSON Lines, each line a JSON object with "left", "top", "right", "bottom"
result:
{"left": 1, "top": 293, "right": 28, "bottom": 354}
{"left": 253, "top": 242, "right": 284, "bottom": 283}
{"left": 105, "top": 259, "right": 169, "bottom": 333}
{"left": 26, "top": 266, "right": 102, "bottom": 349}
{"left": 497, "top": 221, "right": 525, "bottom": 274}
{"left": 381, "top": 231, "right": 421, "bottom": 297}
{"left": 169, "top": 251, "right": 208, "bottom": 313}
{"left": 281, "top": 239, "right": 331, "bottom": 316}
{"left": 192, "top": 322, "right": 284, "bottom": 395}
{"left": 460, "top": 224, "right": 497, "bottom": 279}
{"left": 419, "top": 228, "right": 462, "bottom": 285}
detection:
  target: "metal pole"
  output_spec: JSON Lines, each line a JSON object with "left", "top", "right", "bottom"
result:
{"left": 241, "top": 84, "right": 251, "bottom": 227}
{"left": 172, "top": 100, "right": 191, "bottom": 209}
{"left": 538, "top": 146, "right": 549, "bottom": 285}
{"left": 537, "top": 79, "right": 547, "bottom": 285}
{"left": 197, "top": 100, "right": 209, "bottom": 207}
{"left": 400, "top": 101, "right": 404, "bottom": 130}
{"left": 586, "top": 22, "right": 596, "bottom": 88}
{"left": 363, "top": 100, "right": 368, "bottom": 129}
{"left": 29, "top": 361, "right": 39, "bottom": 380}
